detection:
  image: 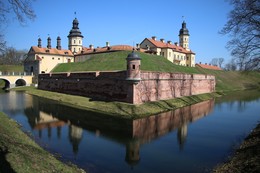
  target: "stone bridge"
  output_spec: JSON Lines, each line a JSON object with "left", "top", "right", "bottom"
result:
{"left": 0, "top": 71, "right": 34, "bottom": 89}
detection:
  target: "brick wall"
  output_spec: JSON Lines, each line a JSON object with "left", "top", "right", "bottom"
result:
{"left": 38, "top": 71, "right": 215, "bottom": 104}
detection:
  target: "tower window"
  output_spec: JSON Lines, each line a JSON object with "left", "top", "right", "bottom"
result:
{"left": 74, "top": 40, "right": 76, "bottom": 44}
{"left": 133, "top": 65, "right": 135, "bottom": 69}
{"left": 79, "top": 40, "right": 81, "bottom": 44}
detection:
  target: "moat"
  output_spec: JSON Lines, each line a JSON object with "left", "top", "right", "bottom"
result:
{"left": 0, "top": 90, "right": 260, "bottom": 173}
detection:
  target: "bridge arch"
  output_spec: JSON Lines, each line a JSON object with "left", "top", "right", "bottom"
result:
{"left": 15, "top": 79, "right": 26, "bottom": 87}
{"left": 0, "top": 78, "right": 10, "bottom": 89}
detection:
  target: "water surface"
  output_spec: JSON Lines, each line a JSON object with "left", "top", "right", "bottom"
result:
{"left": 0, "top": 90, "right": 259, "bottom": 173}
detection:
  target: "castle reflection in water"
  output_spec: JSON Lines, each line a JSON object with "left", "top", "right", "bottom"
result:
{"left": 23, "top": 95, "right": 214, "bottom": 167}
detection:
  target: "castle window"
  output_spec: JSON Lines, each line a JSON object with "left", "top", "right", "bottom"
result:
{"left": 52, "top": 57, "right": 54, "bottom": 60}
{"left": 42, "top": 57, "right": 44, "bottom": 59}
{"left": 187, "top": 57, "right": 189, "bottom": 61}
{"left": 79, "top": 40, "right": 81, "bottom": 44}
{"left": 133, "top": 65, "right": 135, "bottom": 69}
{"left": 58, "top": 58, "right": 60, "bottom": 60}
{"left": 74, "top": 40, "right": 76, "bottom": 44}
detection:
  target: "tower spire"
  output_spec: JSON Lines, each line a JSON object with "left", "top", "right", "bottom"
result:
{"left": 67, "top": 17, "right": 84, "bottom": 53}
{"left": 179, "top": 20, "right": 190, "bottom": 50}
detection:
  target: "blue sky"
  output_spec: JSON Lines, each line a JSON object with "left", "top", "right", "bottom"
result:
{"left": 4, "top": 0, "right": 232, "bottom": 64}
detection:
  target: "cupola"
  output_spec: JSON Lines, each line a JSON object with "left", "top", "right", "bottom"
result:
{"left": 126, "top": 51, "right": 141, "bottom": 84}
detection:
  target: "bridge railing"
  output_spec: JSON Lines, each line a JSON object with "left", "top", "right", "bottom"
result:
{"left": 0, "top": 71, "right": 34, "bottom": 76}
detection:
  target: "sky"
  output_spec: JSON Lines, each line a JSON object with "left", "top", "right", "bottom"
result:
{"left": 4, "top": 0, "right": 233, "bottom": 64}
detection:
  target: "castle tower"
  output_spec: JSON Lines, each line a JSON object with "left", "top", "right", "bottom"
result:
{"left": 56, "top": 36, "right": 61, "bottom": 50}
{"left": 126, "top": 51, "right": 141, "bottom": 84}
{"left": 37, "top": 38, "right": 42, "bottom": 48}
{"left": 47, "top": 37, "right": 51, "bottom": 49}
{"left": 67, "top": 18, "right": 83, "bottom": 54}
{"left": 179, "top": 21, "right": 190, "bottom": 50}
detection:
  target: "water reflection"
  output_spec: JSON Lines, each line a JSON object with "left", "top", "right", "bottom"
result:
{"left": 1, "top": 91, "right": 260, "bottom": 173}
{"left": 19, "top": 94, "right": 214, "bottom": 167}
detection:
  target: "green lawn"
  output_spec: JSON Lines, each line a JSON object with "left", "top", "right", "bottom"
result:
{"left": 53, "top": 51, "right": 202, "bottom": 73}
{"left": 52, "top": 51, "right": 260, "bottom": 92}
{"left": 0, "top": 65, "right": 23, "bottom": 72}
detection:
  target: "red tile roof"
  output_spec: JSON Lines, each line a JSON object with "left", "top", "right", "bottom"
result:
{"left": 29, "top": 46, "right": 74, "bottom": 56}
{"left": 143, "top": 38, "right": 195, "bottom": 54}
{"left": 76, "top": 45, "right": 145, "bottom": 55}
{"left": 195, "top": 63, "right": 222, "bottom": 70}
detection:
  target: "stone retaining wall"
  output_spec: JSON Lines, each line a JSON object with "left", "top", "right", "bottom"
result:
{"left": 38, "top": 71, "right": 215, "bottom": 104}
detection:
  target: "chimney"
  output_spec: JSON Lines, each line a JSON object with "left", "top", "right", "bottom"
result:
{"left": 56, "top": 36, "right": 61, "bottom": 50}
{"left": 38, "top": 38, "right": 42, "bottom": 48}
{"left": 106, "top": 42, "right": 110, "bottom": 47}
{"left": 47, "top": 37, "right": 51, "bottom": 49}
{"left": 167, "top": 40, "right": 172, "bottom": 44}
{"left": 160, "top": 38, "right": 165, "bottom": 43}
{"left": 152, "top": 36, "right": 156, "bottom": 40}
{"left": 89, "top": 44, "right": 94, "bottom": 49}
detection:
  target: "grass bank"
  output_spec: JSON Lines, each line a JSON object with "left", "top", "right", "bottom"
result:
{"left": 52, "top": 51, "right": 260, "bottom": 92}
{"left": 0, "top": 65, "right": 23, "bottom": 72}
{"left": 0, "top": 112, "right": 85, "bottom": 173}
{"left": 12, "top": 86, "right": 222, "bottom": 118}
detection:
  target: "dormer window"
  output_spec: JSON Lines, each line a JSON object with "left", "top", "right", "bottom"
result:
{"left": 64, "top": 52, "right": 68, "bottom": 55}
{"left": 46, "top": 49, "right": 50, "bottom": 53}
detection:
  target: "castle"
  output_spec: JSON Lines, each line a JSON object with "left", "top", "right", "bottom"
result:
{"left": 24, "top": 17, "right": 215, "bottom": 104}
{"left": 24, "top": 18, "right": 196, "bottom": 75}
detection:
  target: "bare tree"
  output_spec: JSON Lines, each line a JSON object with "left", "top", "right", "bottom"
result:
{"left": 0, "top": 0, "right": 36, "bottom": 53}
{"left": 210, "top": 58, "right": 218, "bottom": 66}
{"left": 220, "top": 0, "right": 260, "bottom": 71}
{"left": 225, "top": 58, "right": 237, "bottom": 71}
{"left": 0, "top": 47, "right": 27, "bottom": 65}
{"left": 210, "top": 58, "right": 225, "bottom": 68}
{"left": 218, "top": 58, "right": 224, "bottom": 68}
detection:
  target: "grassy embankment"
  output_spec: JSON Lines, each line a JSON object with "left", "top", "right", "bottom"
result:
{"left": 0, "top": 65, "right": 23, "bottom": 72}
{"left": 0, "top": 112, "right": 84, "bottom": 173}
{"left": 53, "top": 51, "right": 260, "bottom": 92}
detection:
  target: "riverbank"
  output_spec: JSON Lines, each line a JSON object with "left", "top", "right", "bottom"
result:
{"left": 0, "top": 112, "right": 85, "bottom": 173}
{"left": 11, "top": 86, "right": 222, "bottom": 118}
{"left": 213, "top": 122, "right": 260, "bottom": 173}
